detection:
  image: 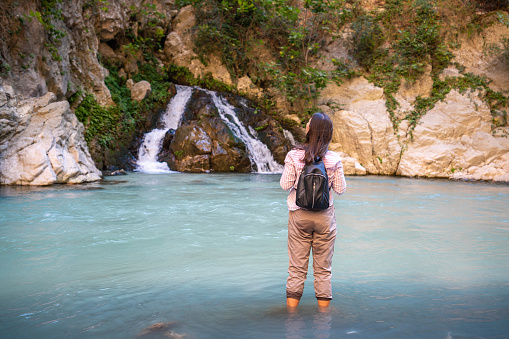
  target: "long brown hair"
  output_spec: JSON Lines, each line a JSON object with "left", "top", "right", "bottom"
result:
{"left": 298, "top": 112, "right": 333, "bottom": 164}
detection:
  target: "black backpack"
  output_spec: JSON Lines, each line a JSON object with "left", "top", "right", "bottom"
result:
{"left": 296, "top": 157, "right": 330, "bottom": 211}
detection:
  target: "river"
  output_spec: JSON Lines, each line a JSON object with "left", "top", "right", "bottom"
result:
{"left": 0, "top": 174, "right": 508, "bottom": 338}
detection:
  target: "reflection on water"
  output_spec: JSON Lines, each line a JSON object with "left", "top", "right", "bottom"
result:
{"left": 0, "top": 174, "right": 508, "bottom": 338}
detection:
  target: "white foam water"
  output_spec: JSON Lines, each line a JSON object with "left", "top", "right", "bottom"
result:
{"left": 205, "top": 89, "right": 284, "bottom": 173}
{"left": 136, "top": 85, "right": 193, "bottom": 173}
{"left": 136, "top": 86, "right": 283, "bottom": 174}
{"left": 283, "top": 129, "right": 297, "bottom": 146}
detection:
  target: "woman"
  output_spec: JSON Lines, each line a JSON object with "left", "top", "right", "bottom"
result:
{"left": 280, "top": 112, "right": 347, "bottom": 309}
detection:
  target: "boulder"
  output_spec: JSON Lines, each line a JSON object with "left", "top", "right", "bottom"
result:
{"left": 319, "top": 77, "right": 401, "bottom": 174}
{"left": 329, "top": 145, "right": 367, "bottom": 175}
{"left": 131, "top": 81, "right": 151, "bottom": 102}
{"left": 0, "top": 91, "right": 102, "bottom": 185}
{"left": 126, "top": 79, "right": 134, "bottom": 90}
{"left": 397, "top": 89, "right": 509, "bottom": 180}
{"left": 168, "top": 118, "right": 251, "bottom": 173}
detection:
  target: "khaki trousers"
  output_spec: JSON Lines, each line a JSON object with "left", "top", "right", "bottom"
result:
{"left": 286, "top": 206, "right": 336, "bottom": 301}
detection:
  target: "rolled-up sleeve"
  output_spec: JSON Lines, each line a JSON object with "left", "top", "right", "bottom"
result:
{"left": 331, "top": 160, "right": 347, "bottom": 195}
{"left": 280, "top": 153, "right": 297, "bottom": 191}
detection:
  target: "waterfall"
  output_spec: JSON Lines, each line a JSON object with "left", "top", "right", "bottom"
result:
{"left": 136, "top": 86, "right": 283, "bottom": 174}
{"left": 205, "top": 89, "right": 284, "bottom": 173}
{"left": 136, "top": 85, "right": 193, "bottom": 173}
{"left": 283, "top": 129, "right": 296, "bottom": 146}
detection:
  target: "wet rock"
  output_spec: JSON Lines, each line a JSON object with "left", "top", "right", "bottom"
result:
{"left": 138, "top": 321, "right": 186, "bottom": 338}
{"left": 103, "top": 169, "right": 127, "bottom": 176}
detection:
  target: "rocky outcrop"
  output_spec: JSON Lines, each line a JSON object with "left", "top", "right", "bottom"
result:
{"left": 157, "top": 88, "right": 290, "bottom": 173}
{"left": 0, "top": 89, "right": 101, "bottom": 185}
{"left": 453, "top": 22, "right": 509, "bottom": 96}
{"left": 164, "top": 6, "right": 233, "bottom": 86}
{"left": 319, "top": 77, "right": 402, "bottom": 175}
{"left": 398, "top": 90, "right": 509, "bottom": 182}
{"left": 318, "top": 76, "right": 509, "bottom": 182}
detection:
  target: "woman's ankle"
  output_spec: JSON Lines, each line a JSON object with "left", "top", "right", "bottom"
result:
{"left": 317, "top": 299, "right": 330, "bottom": 307}
{"left": 287, "top": 297, "right": 300, "bottom": 307}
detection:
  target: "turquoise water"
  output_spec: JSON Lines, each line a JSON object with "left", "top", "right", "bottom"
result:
{"left": 0, "top": 174, "right": 508, "bottom": 338}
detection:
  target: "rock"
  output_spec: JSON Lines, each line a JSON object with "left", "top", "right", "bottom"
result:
{"left": 319, "top": 77, "right": 401, "bottom": 175}
{"left": 126, "top": 79, "right": 134, "bottom": 90}
{"left": 398, "top": 64, "right": 433, "bottom": 101}
{"left": 118, "top": 68, "right": 127, "bottom": 79}
{"left": 99, "top": 42, "right": 125, "bottom": 64}
{"left": 439, "top": 66, "right": 463, "bottom": 81}
{"left": 103, "top": 169, "right": 127, "bottom": 176}
{"left": 397, "top": 89, "right": 509, "bottom": 180}
{"left": 175, "top": 154, "right": 211, "bottom": 173}
{"left": 131, "top": 81, "right": 151, "bottom": 102}
{"left": 138, "top": 321, "right": 185, "bottom": 338}
{"left": 0, "top": 92, "right": 102, "bottom": 185}
{"left": 453, "top": 22, "right": 509, "bottom": 95}
{"left": 237, "top": 76, "right": 263, "bottom": 98}
{"left": 163, "top": 7, "right": 233, "bottom": 87}
{"left": 329, "top": 145, "right": 367, "bottom": 175}
{"left": 171, "top": 124, "right": 212, "bottom": 156}
{"left": 95, "top": 1, "right": 125, "bottom": 41}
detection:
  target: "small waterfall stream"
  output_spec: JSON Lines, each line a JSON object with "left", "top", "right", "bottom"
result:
{"left": 136, "top": 85, "right": 193, "bottom": 173}
{"left": 136, "top": 86, "right": 284, "bottom": 174}
{"left": 205, "top": 89, "right": 284, "bottom": 173}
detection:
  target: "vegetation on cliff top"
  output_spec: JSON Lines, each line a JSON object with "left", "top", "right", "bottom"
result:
{"left": 175, "top": 0, "right": 508, "bottom": 133}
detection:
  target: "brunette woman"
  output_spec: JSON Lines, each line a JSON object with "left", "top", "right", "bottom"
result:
{"left": 280, "top": 112, "right": 347, "bottom": 310}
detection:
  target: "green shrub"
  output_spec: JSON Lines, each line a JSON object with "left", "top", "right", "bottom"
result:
{"left": 350, "top": 14, "right": 384, "bottom": 68}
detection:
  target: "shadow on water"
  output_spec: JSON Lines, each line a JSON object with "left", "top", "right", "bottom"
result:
{"left": 0, "top": 179, "right": 133, "bottom": 197}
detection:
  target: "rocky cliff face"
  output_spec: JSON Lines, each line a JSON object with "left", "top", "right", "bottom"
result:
{"left": 0, "top": 87, "right": 101, "bottom": 185}
{"left": 319, "top": 77, "right": 509, "bottom": 181}
{"left": 0, "top": 1, "right": 508, "bottom": 184}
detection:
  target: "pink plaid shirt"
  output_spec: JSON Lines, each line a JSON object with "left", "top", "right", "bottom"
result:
{"left": 280, "top": 149, "right": 347, "bottom": 211}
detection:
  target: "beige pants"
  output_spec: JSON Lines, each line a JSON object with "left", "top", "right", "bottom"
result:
{"left": 286, "top": 206, "right": 337, "bottom": 301}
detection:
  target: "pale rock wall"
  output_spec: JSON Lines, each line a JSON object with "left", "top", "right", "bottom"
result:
{"left": 0, "top": 88, "right": 101, "bottom": 185}
{"left": 454, "top": 22, "right": 509, "bottom": 96}
{"left": 397, "top": 90, "right": 503, "bottom": 178}
{"left": 318, "top": 77, "right": 401, "bottom": 175}
{"left": 320, "top": 77, "right": 509, "bottom": 182}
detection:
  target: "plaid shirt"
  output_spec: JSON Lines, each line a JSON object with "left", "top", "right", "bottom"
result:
{"left": 280, "top": 149, "right": 347, "bottom": 211}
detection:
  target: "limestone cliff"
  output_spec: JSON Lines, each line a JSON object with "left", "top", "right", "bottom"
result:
{"left": 0, "top": 0, "right": 508, "bottom": 184}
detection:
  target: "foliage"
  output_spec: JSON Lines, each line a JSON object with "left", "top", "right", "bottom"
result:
{"left": 350, "top": 14, "right": 384, "bottom": 68}
{"left": 76, "top": 54, "right": 174, "bottom": 151}
{"left": 177, "top": 0, "right": 356, "bottom": 111}
{"left": 348, "top": 0, "right": 460, "bottom": 132}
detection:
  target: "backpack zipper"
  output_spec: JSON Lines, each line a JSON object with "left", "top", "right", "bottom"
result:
{"left": 312, "top": 181, "right": 316, "bottom": 209}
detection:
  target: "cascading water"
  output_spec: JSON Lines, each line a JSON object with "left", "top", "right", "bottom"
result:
{"left": 283, "top": 129, "right": 296, "bottom": 146}
{"left": 136, "top": 85, "right": 284, "bottom": 174}
{"left": 205, "top": 89, "right": 284, "bottom": 173}
{"left": 136, "top": 85, "right": 193, "bottom": 173}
